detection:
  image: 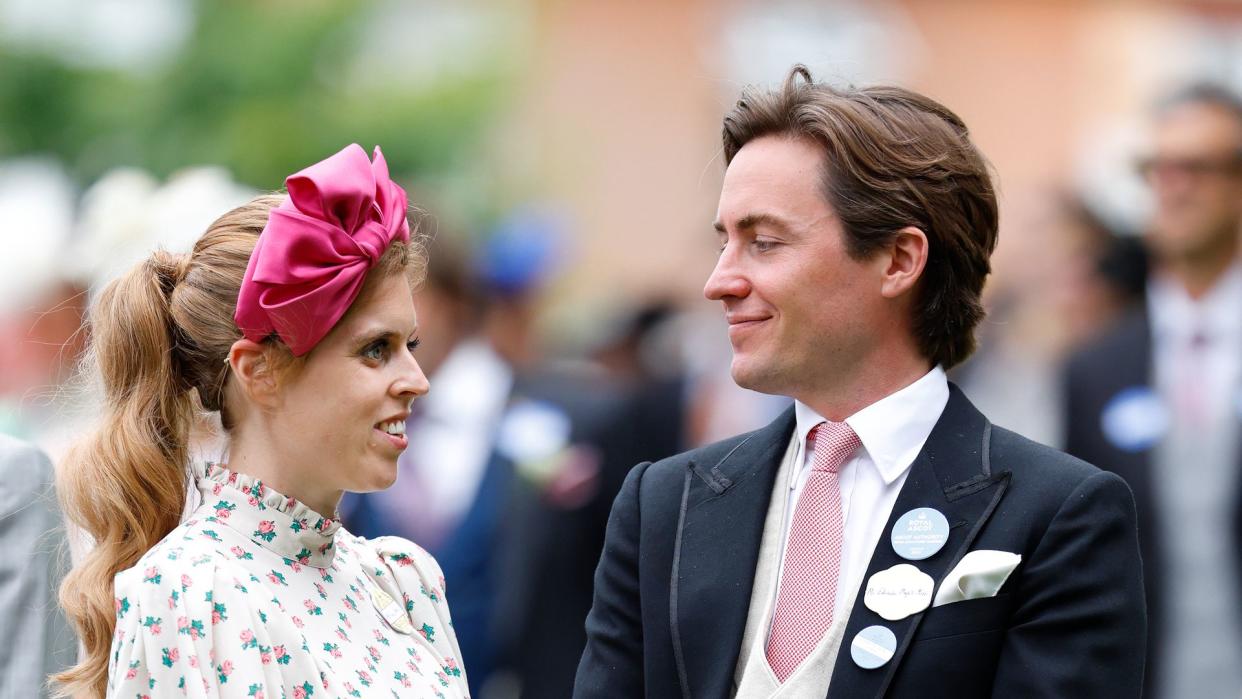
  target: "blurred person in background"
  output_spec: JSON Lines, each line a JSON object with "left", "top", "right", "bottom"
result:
{"left": 1063, "top": 84, "right": 1242, "bottom": 699}
{"left": 400, "top": 217, "right": 696, "bottom": 699}
{"left": 54, "top": 145, "right": 469, "bottom": 698}
{"left": 490, "top": 299, "right": 690, "bottom": 698}
{"left": 958, "top": 194, "right": 1147, "bottom": 448}
{"left": 0, "top": 434, "right": 75, "bottom": 697}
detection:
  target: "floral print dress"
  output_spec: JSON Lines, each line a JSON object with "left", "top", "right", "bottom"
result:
{"left": 106, "top": 464, "right": 469, "bottom": 698}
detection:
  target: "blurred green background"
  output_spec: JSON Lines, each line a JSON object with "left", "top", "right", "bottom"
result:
{"left": 0, "top": 0, "right": 521, "bottom": 222}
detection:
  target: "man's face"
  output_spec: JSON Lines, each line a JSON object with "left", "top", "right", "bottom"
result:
{"left": 706, "top": 135, "right": 888, "bottom": 401}
{"left": 1143, "top": 102, "right": 1242, "bottom": 261}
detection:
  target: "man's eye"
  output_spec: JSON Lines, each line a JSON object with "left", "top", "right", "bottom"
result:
{"left": 754, "top": 239, "right": 778, "bottom": 252}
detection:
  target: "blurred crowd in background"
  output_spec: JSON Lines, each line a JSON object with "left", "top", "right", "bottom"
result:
{"left": 7, "top": 0, "right": 1242, "bottom": 697}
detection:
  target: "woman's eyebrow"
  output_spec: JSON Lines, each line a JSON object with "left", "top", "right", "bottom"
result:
{"left": 350, "top": 328, "right": 398, "bottom": 345}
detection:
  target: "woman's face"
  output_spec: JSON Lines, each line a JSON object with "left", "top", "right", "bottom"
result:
{"left": 269, "top": 272, "right": 429, "bottom": 498}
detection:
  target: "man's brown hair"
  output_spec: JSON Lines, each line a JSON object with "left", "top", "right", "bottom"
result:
{"left": 722, "top": 65, "right": 998, "bottom": 369}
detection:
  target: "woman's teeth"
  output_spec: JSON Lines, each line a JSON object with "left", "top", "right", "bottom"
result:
{"left": 378, "top": 420, "right": 406, "bottom": 436}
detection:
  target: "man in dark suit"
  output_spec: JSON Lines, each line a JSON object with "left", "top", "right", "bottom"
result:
{"left": 575, "top": 66, "right": 1146, "bottom": 698}
{"left": 1064, "top": 85, "right": 1242, "bottom": 698}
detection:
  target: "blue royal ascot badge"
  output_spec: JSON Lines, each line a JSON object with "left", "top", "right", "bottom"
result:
{"left": 890, "top": 507, "right": 950, "bottom": 561}
{"left": 851, "top": 625, "right": 897, "bottom": 670}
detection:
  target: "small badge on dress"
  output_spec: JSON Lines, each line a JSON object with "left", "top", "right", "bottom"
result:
{"left": 863, "top": 563, "right": 934, "bottom": 621}
{"left": 367, "top": 582, "right": 414, "bottom": 635}
{"left": 851, "top": 625, "right": 897, "bottom": 669}
{"left": 890, "top": 507, "right": 950, "bottom": 561}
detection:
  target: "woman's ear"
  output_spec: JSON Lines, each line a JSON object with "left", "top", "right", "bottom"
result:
{"left": 228, "top": 339, "right": 281, "bottom": 409}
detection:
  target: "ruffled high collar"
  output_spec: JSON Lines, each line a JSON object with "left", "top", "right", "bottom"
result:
{"left": 196, "top": 463, "right": 342, "bottom": 568}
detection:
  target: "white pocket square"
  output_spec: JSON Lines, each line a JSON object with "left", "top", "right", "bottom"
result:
{"left": 931, "top": 549, "right": 1021, "bottom": 608}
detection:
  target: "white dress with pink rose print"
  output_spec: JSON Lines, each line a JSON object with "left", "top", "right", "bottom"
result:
{"left": 106, "top": 463, "right": 469, "bottom": 698}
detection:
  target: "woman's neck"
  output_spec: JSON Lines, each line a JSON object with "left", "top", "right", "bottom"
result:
{"left": 225, "top": 429, "right": 342, "bottom": 519}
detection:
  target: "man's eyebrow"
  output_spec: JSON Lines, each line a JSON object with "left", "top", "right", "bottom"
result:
{"left": 713, "top": 212, "right": 790, "bottom": 234}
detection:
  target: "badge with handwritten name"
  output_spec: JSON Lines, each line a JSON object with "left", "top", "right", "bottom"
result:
{"left": 864, "top": 563, "right": 934, "bottom": 621}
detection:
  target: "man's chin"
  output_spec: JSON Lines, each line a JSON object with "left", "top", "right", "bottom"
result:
{"left": 1151, "top": 221, "right": 1232, "bottom": 259}
{"left": 730, "top": 358, "right": 782, "bottom": 396}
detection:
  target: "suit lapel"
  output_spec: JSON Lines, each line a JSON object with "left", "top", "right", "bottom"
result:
{"left": 671, "top": 407, "right": 794, "bottom": 699}
{"left": 827, "top": 385, "right": 1010, "bottom": 699}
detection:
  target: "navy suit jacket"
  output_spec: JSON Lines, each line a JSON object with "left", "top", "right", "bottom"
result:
{"left": 575, "top": 385, "right": 1146, "bottom": 698}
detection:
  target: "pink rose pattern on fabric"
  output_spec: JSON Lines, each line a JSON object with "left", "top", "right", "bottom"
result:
{"left": 105, "top": 463, "right": 466, "bottom": 698}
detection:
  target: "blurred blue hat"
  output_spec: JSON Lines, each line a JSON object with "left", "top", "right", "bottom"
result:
{"left": 476, "top": 205, "right": 566, "bottom": 297}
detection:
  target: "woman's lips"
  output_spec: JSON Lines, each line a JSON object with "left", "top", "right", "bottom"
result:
{"left": 373, "top": 428, "right": 408, "bottom": 451}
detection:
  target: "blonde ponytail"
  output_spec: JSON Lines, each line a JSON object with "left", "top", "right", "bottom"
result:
{"left": 53, "top": 196, "right": 285, "bottom": 697}
{"left": 54, "top": 251, "right": 195, "bottom": 697}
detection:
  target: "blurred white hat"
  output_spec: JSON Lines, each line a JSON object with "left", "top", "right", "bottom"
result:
{"left": 71, "top": 166, "right": 257, "bottom": 292}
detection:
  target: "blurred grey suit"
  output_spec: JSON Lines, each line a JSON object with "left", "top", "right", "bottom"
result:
{"left": 0, "top": 434, "right": 75, "bottom": 698}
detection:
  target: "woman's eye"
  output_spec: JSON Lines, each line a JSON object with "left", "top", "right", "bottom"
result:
{"left": 362, "top": 342, "right": 388, "bottom": 361}
{"left": 406, "top": 338, "right": 421, "bottom": 353}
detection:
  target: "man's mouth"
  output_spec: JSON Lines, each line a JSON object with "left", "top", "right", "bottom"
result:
{"left": 726, "top": 314, "right": 771, "bottom": 336}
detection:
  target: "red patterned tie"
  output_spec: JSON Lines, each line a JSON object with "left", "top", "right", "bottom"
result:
{"left": 766, "top": 420, "right": 860, "bottom": 682}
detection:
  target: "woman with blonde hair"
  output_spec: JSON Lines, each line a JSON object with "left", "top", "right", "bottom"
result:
{"left": 55, "top": 145, "right": 470, "bottom": 698}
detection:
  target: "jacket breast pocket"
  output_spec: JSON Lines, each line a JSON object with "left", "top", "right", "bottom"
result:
{"left": 914, "top": 592, "right": 1012, "bottom": 641}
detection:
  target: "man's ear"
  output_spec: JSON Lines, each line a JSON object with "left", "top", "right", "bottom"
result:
{"left": 880, "top": 226, "right": 929, "bottom": 299}
{"left": 228, "top": 339, "right": 282, "bottom": 409}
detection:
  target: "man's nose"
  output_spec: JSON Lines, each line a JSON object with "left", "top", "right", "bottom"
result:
{"left": 704, "top": 247, "right": 751, "bottom": 301}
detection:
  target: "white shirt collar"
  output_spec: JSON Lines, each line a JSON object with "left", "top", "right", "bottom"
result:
{"left": 1148, "top": 262, "right": 1242, "bottom": 345}
{"left": 793, "top": 365, "right": 950, "bottom": 485}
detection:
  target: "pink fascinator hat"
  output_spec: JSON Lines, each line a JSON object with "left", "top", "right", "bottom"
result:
{"left": 234, "top": 144, "right": 410, "bottom": 355}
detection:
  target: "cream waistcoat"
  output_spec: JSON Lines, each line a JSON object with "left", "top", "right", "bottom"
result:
{"left": 732, "top": 438, "right": 860, "bottom": 698}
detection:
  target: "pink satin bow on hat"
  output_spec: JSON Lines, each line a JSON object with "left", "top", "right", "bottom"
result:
{"left": 234, "top": 144, "right": 410, "bottom": 355}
